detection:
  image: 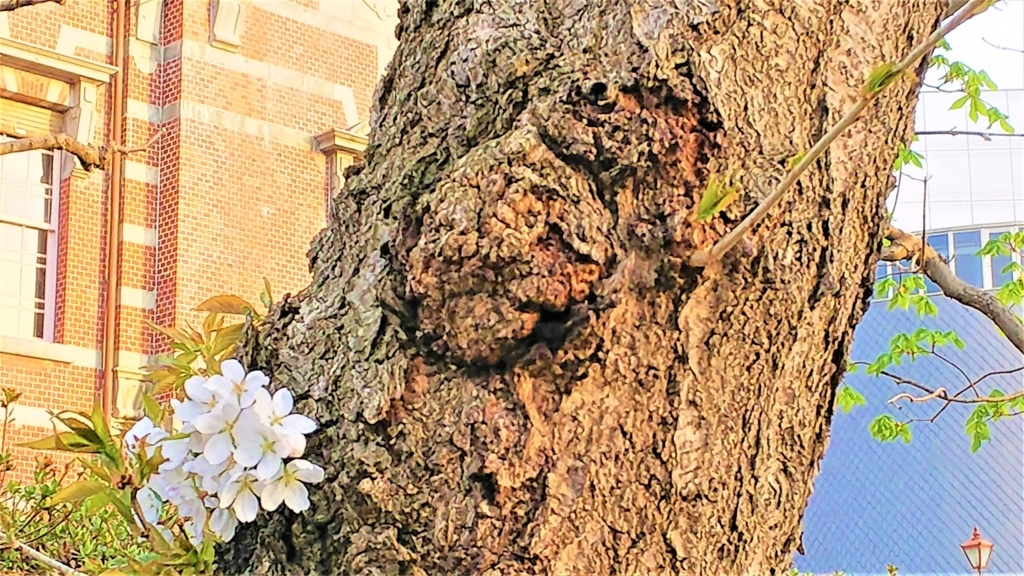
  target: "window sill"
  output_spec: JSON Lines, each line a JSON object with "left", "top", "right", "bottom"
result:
{"left": 0, "top": 336, "right": 77, "bottom": 364}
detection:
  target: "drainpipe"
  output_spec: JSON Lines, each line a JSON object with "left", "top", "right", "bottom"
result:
{"left": 101, "top": 0, "right": 128, "bottom": 420}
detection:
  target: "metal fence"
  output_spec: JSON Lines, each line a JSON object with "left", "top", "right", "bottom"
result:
{"left": 796, "top": 295, "right": 1024, "bottom": 575}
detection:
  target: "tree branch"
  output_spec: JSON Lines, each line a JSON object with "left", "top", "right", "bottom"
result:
{"left": 0, "top": 0, "right": 63, "bottom": 11}
{"left": 0, "top": 129, "right": 164, "bottom": 172}
{"left": 689, "top": 0, "right": 991, "bottom": 267}
{"left": 916, "top": 129, "right": 1024, "bottom": 140}
{"left": 879, "top": 224, "right": 1024, "bottom": 355}
{"left": 0, "top": 530, "right": 86, "bottom": 576}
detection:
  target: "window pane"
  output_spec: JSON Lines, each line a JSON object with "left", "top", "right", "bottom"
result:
{"left": 954, "top": 231, "right": 983, "bottom": 287}
{"left": 989, "top": 229, "right": 1015, "bottom": 288}
{"left": 0, "top": 148, "right": 53, "bottom": 225}
{"left": 0, "top": 221, "right": 50, "bottom": 339}
{"left": 925, "top": 233, "right": 949, "bottom": 293}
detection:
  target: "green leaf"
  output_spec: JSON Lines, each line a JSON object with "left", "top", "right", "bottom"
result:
{"left": 194, "top": 294, "right": 258, "bottom": 316}
{"left": 861, "top": 62, "right": 900, "bottom": 96}
{"left": 18, "top": 431, "right": 101, "bottom": 453}
{"left": 142, "top": 394, "right": 164, "bottom": 424}
{"left": 260, "top": 277, "right": 274, "bottom": 309}
{"left": 48, "top": 479, "right": 106, "bottom": 505}
{"left": 88, "top": 403, "right": 123, "bottom": 470}
{"left": 869, "top": 414, "right": 902, "bottom": 443}
{"left": 835, "top": 385, "right": 866, "bottom": 413}
{"left": 875, "top": 276, "right": 897, "bottom": 299}
{"left": 911, "top": 295, "right": 938, "bottom": 317}
{"left": 950, "top": 94, "right": 971, "bottom": 110}
{"left": 695, "top": 176, "right": 739, "bottom": 222}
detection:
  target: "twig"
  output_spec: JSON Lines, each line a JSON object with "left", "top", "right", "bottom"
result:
{"left": 916, "top": 130, "right": 1024, "bottom": 140}
{"left": 889, "top": 386, "right": 1024, "bottom": 406}
{"left": 0, "top": 529, "right": 86, "bottom": 576}
{"left": 889, "top": 388, "right": 948, "bottom": 405}
{"left": 0, "top": 0, "right": 63, "bottom": 10}
{"left": 689, "top": 0, "right": 992, "bottom": 267}
{"left": 982, "top": 37, "right": 1024, "bottom": 54}
{"left": 880, "top": 225, "right": 1024, "bottom": 355}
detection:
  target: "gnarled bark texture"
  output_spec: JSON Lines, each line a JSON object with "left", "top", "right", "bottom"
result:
{"left": 221, "top": 1, "right": 945, "bottom": 574}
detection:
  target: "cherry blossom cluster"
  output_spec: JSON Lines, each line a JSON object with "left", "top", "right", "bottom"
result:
{"left": 124, "top": 360, "right": 324, "bottom": 546}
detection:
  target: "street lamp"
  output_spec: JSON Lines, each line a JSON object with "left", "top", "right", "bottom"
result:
{"left": 960, "top": 526, "right": 994, "bottom": 575}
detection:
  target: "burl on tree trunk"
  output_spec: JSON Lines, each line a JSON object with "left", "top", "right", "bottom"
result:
{"left": 221, "top": 1, "right": 944, "bottom": 574}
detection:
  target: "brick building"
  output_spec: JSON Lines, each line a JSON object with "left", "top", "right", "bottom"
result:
{"left": 0, "top": 0, "right": 397, "bottom": 470}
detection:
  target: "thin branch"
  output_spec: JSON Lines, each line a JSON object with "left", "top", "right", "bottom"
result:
{"left": 916, "top": 130, "right": 1024, "bottom": 140}
{"left": 689, "top": 0, "right": 991, "bottom": 267}
{"left": 982, "top": 37, "right": 1024, "bottom": 54}
{"left": 0, "top": 128, "right": 164, "bottom": 172}
{"left": 0, "top": 0, "right": 63, "bottom": 10}
{"left": 889, "top": 386, "right": 1024, "bottom": 406}
{"left": 880, "top": 225, "right": 1024, "bottom": 355}
{"left": 0, "top": 530, "right": 86, "bottom": 576}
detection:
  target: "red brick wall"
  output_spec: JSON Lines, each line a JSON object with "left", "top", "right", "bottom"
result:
{"left": 1, "top": 0, "right": 380, "bottom": 482}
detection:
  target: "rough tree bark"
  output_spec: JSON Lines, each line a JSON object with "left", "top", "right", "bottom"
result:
{"left": 221, "top": 1, "right": 946, "bottom": 574}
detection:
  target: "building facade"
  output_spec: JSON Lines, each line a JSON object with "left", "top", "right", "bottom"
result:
{"left": 798, "top": 2, "right": 1024, "bottom": 573}
{"left": 0, "top": 0, "right": 397, "bottom": 472}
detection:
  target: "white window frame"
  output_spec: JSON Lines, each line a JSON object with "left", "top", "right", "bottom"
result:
{"left": 0, "top": 138, "right": 61, "bottom": 341}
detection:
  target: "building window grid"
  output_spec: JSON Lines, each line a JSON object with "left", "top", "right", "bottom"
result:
{"left": 874, "top": 225, "right": 1022, "bottom": 302}
{"left": 0, "top": 138, "right": 60, "bottom": 341}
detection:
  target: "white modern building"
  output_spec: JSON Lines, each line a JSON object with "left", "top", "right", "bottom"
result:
{"left": 799, "top": 2, "right": 1024, "bottom": 574}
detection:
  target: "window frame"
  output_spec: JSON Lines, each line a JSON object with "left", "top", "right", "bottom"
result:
{"left": 0, "top": 138, "right": 62, "bottom": 341}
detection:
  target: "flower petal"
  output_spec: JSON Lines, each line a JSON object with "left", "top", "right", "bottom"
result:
{"left": 204, "top": 432, "right": 234, "bottom": 465}
{"left": 272, "top": 388, "right": 294, "bottom": 417}
{"left": 256, "top": 453, "right": 282, "bottom": 481}
{"left": 289, "top": 459, "right": 325, "bottom": 484}
{"left": 211, "top": 508, "right": 238, "bottom": 542}
{"left": 172, "top": 400, "right": 208, "bottom": 423}
{"left": 281, "top": 433, "right": 306, "bottom": 458}
{"left": 252, "top": 388, "right": 273, "bottom": 421}
{"left": 184, "top": 375, "right": 213, "bottom": 402}
{"left": 233, "top": 489, "right": 259, "bottom": 522}
{"left": 221, "top": 359, "right": 246, "bottom": 384}
{"left": 283, "top": 482, "right": 310, "bottom": 513}
{"left": 244, "top": 371, "right": 270, "bottom": 391}
{"left": 260, "top": 480, "right": 285, "bottom": 511}
{"left": 239, "top": 386, "right": 258, "bottom": 409}
{"left": 218, "top": 478, "right": 241, "bottom": 508}
{"left": 233, "top": 440, "right": 263, "bottom": 468}
{"left": 278, "top": 414, "right": 317, "bottom": 435}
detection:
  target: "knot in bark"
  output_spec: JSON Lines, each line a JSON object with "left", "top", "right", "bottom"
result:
{"left": 405, "top": 128, "right": 613, "bottom": 366}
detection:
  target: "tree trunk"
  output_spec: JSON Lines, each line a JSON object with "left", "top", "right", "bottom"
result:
{"left": 220, "top": 1, "right": 945, "bottom": 574}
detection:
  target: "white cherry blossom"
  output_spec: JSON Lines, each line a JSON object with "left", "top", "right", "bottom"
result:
{"left": 218, "top": 468, "right": 263, "bottom": 522}
{"left": 171, "top": 375, "right": 220, "bottom": 423}
{"left": 253, "top": 388, "right": 317, "bottom": 437}
{"left": 209, "top": 360, "right": 268, "bottom": 409}
{"left": 260, "top": 459, "right": 325, "bottom": 513}
{"left": 206, "top": 496, "right": 239, "bottom": 542}
{"left": 234, "top": 422, "right": 291, "bottom": 481}
{"left": 127, "top": 363, "right": 323, "bottom": 545}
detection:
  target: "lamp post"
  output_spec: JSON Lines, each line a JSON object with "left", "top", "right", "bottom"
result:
{"left": 960, "top": 526, "right": 994, "bottom": 576}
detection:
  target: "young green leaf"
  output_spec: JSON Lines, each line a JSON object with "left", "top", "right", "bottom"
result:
{"left": 49, "top": 479, "right": 107, "bottom": 505}
{"left": 861, "top": 62, "right": 900, "bottom": 96}
{"left": 835, "top": 385, "right": 866, "bottom": 413}
{"left": 695, "top": 176, "right": 739, "bottom": 222}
